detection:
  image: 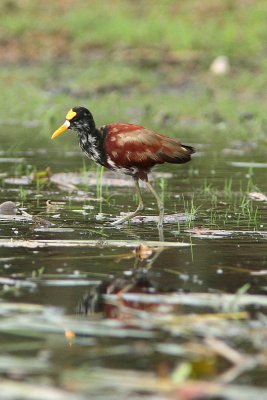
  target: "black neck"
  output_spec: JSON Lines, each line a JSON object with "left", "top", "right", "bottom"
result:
{"left": 77, "top": 125, "right": 107, "bottom": 167}
{"left": 75, "top": 113, "right": 96, "bottom": 137}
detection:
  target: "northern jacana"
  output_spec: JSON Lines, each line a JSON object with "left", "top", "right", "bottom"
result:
{"left": 51, "top": 106, "right": 195, "bottom": 227}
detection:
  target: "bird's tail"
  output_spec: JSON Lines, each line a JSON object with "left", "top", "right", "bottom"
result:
{"left": 162, "top": 142, "right": 195, "bottom": 164}
{"left": 181, "top": 144, "right": 195, "bottom": 155}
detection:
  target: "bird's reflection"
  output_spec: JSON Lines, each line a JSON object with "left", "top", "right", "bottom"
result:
{"left": 77, "top": 244, "right": 165, "bottom": 317}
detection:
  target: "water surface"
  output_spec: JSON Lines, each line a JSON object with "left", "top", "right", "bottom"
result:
{"left": 0, "top": 126, "right": 267, "bottom": 399}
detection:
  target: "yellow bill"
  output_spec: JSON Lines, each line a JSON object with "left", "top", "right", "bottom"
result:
{"left": 51, "top": 109, "right": 77, "bottom": 140}
{"left": 51, "top": 120, "right": 70, "bottom": 139}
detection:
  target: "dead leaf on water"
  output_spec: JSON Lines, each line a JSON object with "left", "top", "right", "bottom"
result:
{"left": 21, "top": 211, "right": 54, "bottom": 228}
{"left": 33, "top": 227, "right": 74, "bottom": 233}
{"left": 51, "top": 171, "right": 135, "bottom": 188}
{"left": 229, "top": 161, "right": 267, "bottom": 168}
{"left": 46, "top": 200, "right": 66, "bottom": 212}
{"left": 186, "top": 228, "right": 267, "bottom": 238}
{"left": 112, "top": 213, "right": 194, "bottom": 225}
{"left": 105, "top": 292, "right": 267, "bottom": 310}
{"left": 0, "top": 157, "right": 25, "bottom": 163}
{"left": 61, "top": 366, "right": 267, "bottom": 399}
{"left": 4, "top": 176, "right": 32, "bottom": 185}
{"left": 0, "top": 214, "right": 32, "bottom": 222}
{"left": 0, "top": 379, "right": 83, "bottom": 400}
{"left": 185, "top": 228, "right": 232, "bottom": 238}
{"left": 0, "top": 201, "right": 18, "bottom": 215}
{"left": 248, "top": 192, "right": 267, "bottom": 202}
{"left": 250, "top": 270, "right": 267, "bottom": 276}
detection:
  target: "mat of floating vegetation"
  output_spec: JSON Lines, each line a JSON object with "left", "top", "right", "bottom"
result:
{"left": 0, "top": 239, "right": 192, "bottom": 249}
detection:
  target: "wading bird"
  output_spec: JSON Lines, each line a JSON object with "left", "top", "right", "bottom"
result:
{"left": 51, "top": 106, "right": 195, "bottom": 227}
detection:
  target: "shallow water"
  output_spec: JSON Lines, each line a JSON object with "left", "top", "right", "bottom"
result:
{"left": 0, "top": 126, "right": 267, "bottom": 398}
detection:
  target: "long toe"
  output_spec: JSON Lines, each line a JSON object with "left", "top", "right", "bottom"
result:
{"left": 111, "top": 218, "right": 126, "bottom": 226}
{"left": 110, "top": 213, "right": 136, "bottom": 226}
{"left": 111, "top": 200, "right": 145, "bottom": 226}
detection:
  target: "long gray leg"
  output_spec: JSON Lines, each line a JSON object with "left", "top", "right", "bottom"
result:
{"left": 111, "top": 178, "right": 145, "bottom": 225}
{"left": 145, "top": 180, "right": 164, "bottom": 228}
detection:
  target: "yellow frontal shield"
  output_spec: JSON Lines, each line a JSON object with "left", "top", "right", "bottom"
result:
{"left": 66, "top": 109, "right": 77, "bottom": 120}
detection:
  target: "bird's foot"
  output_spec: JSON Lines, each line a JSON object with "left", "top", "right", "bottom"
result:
{"left": 111, "top": 212, "right": 140, "bottom": 226}
{"left": 111, "top": 203, "right": 145, "bottom": 226}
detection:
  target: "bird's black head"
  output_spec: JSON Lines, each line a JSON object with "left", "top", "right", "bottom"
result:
{"left": 51, "top": 106, "right": 95, "bottom": 139}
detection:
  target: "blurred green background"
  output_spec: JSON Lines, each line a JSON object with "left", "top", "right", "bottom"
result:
{"left": 1, "top": 0, "right": 267, "bottom": 144}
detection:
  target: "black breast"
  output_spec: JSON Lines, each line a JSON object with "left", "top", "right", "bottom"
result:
{"left": 78, "top": 129, "right": 107, "bottom": 167}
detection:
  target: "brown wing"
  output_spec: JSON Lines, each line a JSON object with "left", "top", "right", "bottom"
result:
{"left": 104, "top": 124, "right": 194, "bottom": 169}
